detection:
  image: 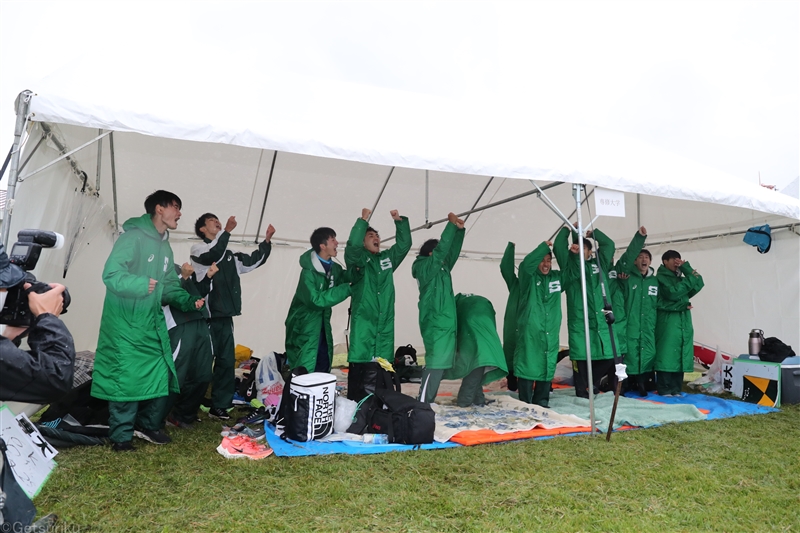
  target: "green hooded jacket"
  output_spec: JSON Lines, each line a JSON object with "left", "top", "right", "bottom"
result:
{"left": 163, "top": 263, "right": 212, "bottom": 329}
{"left": 655, "top": 261, "right": 704, "bottom": 372}
{"left": 444, "top": 293, "right": 507, "bottom": 383}
{"left": 500, "top": 242, "right": 520, "bottom": 375}
{"left": 608, "top": 230, "right": 647, "bottom": 356}
{"left": 614, "top": 231, "right": 659, "bottom": 374}
{"left": 344, "top": 216, "right": 412, "bottom": 363}
{"left": 284, "top": 250, "right": 351, "bottom": 371}
{"left": 190, "top": 230, "right": 271, "bottom": 318}
{"left": 92, "top": 214, "right": 199, "bottom": 402}
{"left": 513, "top": 241, "right": 563, "bottom": 381}
{"left": 411, "top": 222, "right": 464, "bottom": 370}
{"left": 553, "top": 226, "right": 619, "bottom": 361}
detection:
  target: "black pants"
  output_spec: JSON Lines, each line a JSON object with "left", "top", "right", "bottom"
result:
{"left": 573, "top": 359, "right": 615, "bottom": 398}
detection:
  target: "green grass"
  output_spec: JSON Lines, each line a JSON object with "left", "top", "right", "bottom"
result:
{"left": 34, "top": 402, "right": 800, "bottom": 532}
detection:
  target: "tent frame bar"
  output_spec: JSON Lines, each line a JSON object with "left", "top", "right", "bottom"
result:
{"left": 18, "top": 129, "right": 111, "bottom": 183}
{"left": 384, "top": 180, "right": 564, "bottom": 242}
{"left": 18, "top": 132, "right": 46, "bottom": 174}
{"left": 623, "top": 222, "right": 799, "bottom": 249}
{"left": 254, "top": 150, "right": 276, "bottom": 242}
{"left": 109, "top": 132, "right": 120, "bottom": 237}
{"left": 94, "top": 129, "right": 104, "bottom": 192}
{"left": 463, "top": 177, "right": 494, "bottom": 222}
{"left": 368, "top": 166, "right": 395, "bottom": 223}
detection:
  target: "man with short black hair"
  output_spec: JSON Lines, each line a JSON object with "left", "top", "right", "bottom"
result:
{"left": 655, "top": 250, "right": 704, "bottom": 396}
{"left": 344, "top": 208, "right": 411, "bottom": 400}
{"left": 190, "top": 213, "right": 274, "bottom": 420}
{"left": 92, "top": 190, "right": 204, "bottom": 451}
{"left": 285, "top": 227, "right": 351, "bottom": 373}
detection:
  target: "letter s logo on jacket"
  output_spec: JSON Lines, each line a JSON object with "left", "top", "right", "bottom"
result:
{"left": 549, "top": 281, "right": 561, "bottom": 293}
{"left": 380, "top": 258, "right": 393, "bottom": 271}
{"left": 648, "top": 286, "right": 658, "bottom": 296}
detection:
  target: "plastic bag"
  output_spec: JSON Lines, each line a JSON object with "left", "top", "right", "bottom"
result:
{"left": 334, "top": 395, "right": 357, "bottom": 433}
{"left": 255, "top": 351, "right": 285, "bottom": 422}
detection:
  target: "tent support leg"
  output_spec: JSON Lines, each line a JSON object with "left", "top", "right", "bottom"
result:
{"left": 463, "top": 177, "right": 494, "bottom": 223}
{"left": 254, "top": 150, "right": 278, "bottom": 242}
{"left": 110, "top": 132, "right": 120, "bottom": 237}
{"left": 383, "top": 181, "right": 563, "bottom": 243}
{"left": 2, "top": 91, "right": 33, "bottom": 247}
{"left": 94, "top": 129, "right": 104, "bottom": 192}
{"left": 574, "top": 183, "right": 597, "bottom": 435}
{"left": 368, "top": 166, "right": 395, "bottom": 223}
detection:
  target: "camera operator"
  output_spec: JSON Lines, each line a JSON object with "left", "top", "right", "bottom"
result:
{"left": 0, "top": 244, "right": 75, "bottom": 404}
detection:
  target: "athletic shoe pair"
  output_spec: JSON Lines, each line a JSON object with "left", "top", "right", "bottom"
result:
{"left": 221, "top": 423, "right": 266, "bottom": 441}
{"left": 134, "top": 428, "right": 172, "bottom": 444}
{"left": 216, "top": 434, "right": 273, "bottom": 460}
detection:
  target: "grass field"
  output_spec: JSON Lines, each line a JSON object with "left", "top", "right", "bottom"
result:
{"left": 33, "top": 398, "right": 800, "bottom": 532}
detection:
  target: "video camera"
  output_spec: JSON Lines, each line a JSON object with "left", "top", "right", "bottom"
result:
{"left": 0, "top": 229, "right": 71, "bottom": 326}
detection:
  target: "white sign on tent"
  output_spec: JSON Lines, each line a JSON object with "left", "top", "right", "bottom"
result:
{"left": 593, "top": 187, "right": 626, "bottom": 217}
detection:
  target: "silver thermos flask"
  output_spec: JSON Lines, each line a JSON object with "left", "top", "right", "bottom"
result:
{"left": 748, "top": 329, "right": 765, "bottom": 355}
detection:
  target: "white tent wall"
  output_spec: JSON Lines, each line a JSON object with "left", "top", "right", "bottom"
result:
{"left": 7, "top": 121, "right": 799, "bottom": 359}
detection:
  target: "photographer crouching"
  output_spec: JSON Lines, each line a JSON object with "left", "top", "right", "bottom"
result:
{"left": 0, "top": 242, "right": 75, "bottom": 405}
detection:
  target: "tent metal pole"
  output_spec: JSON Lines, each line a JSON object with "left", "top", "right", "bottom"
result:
{"left": 637, "top": 193, "right": 641, "bottom": 228}
{"left": 368, "top": 166, "right": 395, "bottom": 223}
{"left": 620, "top": 223, "right": 799, "bottom": 249}
{"left": 383, "top": 181, "right": 563, "bottom": 242}
{"left": 109, "top": 132, "right": 120, "bottom": 238}
{"left": 2, "top": 91, "right": 33, "bottom": 247}
{"left": 17, "top": 133, "right": 46, "bottom": 174}
{"left": 254, "top": 150, "right": 277, "bottom": 242}
{"left": 463, "top": 177, "right": 494, "bottom": 222}
{"left": 574, "top": 183, "right": 597, "bottom": 435}
{"left": 548, "top": 186, "right": 595, "bottom": 242}
{"left": 529, "top": 180, "right": 572, "bottom": 226}
{"left": 39, "top": 123, "right": 83, "bottom": 180}
{"left": 0, "top": 146, "right": 11, "bottom": 181}
{"left": 425, "top": 170, "right": 429, "bottom": 225}
{"left": 18, "top": 130, "right": 111, "bottom": 183}
{"left": 94, "top": 129, "right": 104, "bottom": 192}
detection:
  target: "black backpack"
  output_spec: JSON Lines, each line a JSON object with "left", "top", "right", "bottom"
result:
{"left": 393, "top": 344, "right": 424, "bottom": 383}
{"left": 759, "top": 337, "right": 796, "bottom": 363}
{"left": 347, "top": 389, "right": 435, "bottom": 445}
{"left": 346, "top": 361, "right": 400, "bottom": 402}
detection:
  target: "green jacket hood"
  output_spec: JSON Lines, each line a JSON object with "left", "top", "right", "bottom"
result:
{"left": 122, "top": 213, "right": 167, "bottom": 241}
{"left": 299, "top": 249, "right": 332, "bottom": 274}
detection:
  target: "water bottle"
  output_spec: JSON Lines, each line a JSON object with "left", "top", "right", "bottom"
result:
{"left": 748, "top": 329, "right": 765, "bottom": 355}
{"left": 362, "top": 433, "right": 389, "bottom": 444}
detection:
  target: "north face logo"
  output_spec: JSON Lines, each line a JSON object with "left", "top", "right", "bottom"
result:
{"left": 380, "top": 258, "right": 393, "bottom": 271}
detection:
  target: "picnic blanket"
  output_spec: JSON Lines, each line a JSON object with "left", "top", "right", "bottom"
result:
{"left": 266, "top": 390, "right": 777, "bottom": 456}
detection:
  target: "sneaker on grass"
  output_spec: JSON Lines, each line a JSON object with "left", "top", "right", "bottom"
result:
{"left": 216, "top": 435, "right": 273, "bottom": 460}
{"left": 133, "top": 428, "right": 172, "bottom": 445}
{"left": 208, "top": 407, "right": 232, "bottom": 420}
{"left": 112, "top": 441, "right": 136, "bottom": 452}
{"left": 221, "top": 425, "right": 266, "bottom": 441}
{"left": 237, "top": 407, "right": 266, "bottom": 425}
